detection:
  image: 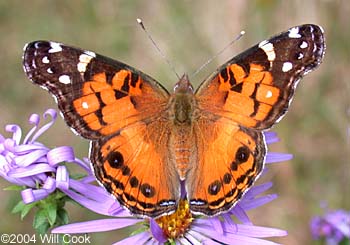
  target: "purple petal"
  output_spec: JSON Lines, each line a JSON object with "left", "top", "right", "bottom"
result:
{"left": 324, "top": 210, "right": 350, "bottom": 237}
{"left": 310, "top": 216, "right": 323, "bottom": 239}
{"left": 192, "top": 225, "right": 282, "bottom": 245}
{"left": 21, "top": 188, "right": 49, "bottom": 203}
{"left": 150, "top": 219, "right": 167, "bottom": 243}
{"left": 41, "top": 177, "right": 55, "bottom": 192}
{"left": 266, "top": 152, "right": 293, "bottom": 163}
{"left": 80, "top": 175, "right": 96, "bottom": 184}
{"left": 8, "top": 163, "right": 55, "bottom": 178}
{"left": 5, "top": 124, "right": 22, "bottom": 144}
{"left": 23, "top": 113, "right": 40, "bottom": 144}
{"left": 52, "top": 218, "right": 140, "bottom": 233}
{"left": 230, "top": 205, "right": 252, "bottom": 225}
{"left": 181, "top": 230, "right": 208, "bottom": 244}
{"left": 0, "top": 168, "right": 36, "bottom": 187}
{"left": 60, "top": 181, "right": 116, "bottom": 215}
{"left": 69, "top": 179, "right": 112, "bottom": 202}
{"left": 47, "top": 146, "right": 75, "bottom": 166}
{"left": 226, "top": 224, "right": 288, "bottom": 238}
{"left": 112, "top": 231, "right": 152, "bottom": 245}
{"left": 62, "top": 189, "right": 112, "bottom": 215}
{"left": 0, "top": 134, "right": 5, "bottom": 143}
{"left": 4, "top": 138, "right": 17, "bottom": 152}
{"left": 15, "top": 143, "right": 48, "bottom": 153}
{"left": 223, "top": 213, "right": 241, "bottom": 232}
{"left": 240, "top": 194, "right": 278, "bottom": 211}
{"left": 12, "top": 149, "right": 49, "bottom": 167}
{"left": 55, "top": 166, "right": 69, "bottom": 190}
{"left": 193, "top": 223, "right": 285, "bottom": 245}
{"left": 244, "top": 182, "right": 273, "bottom": 199}
{"left": 30, "top": 109, "right": 57, "bottom": 143}
{"left": 71, "top": 157, "right": 91, "bottom": 173}
{"left": 108, "top": 202, "right": 130, "bottom": 216}
{"left": 264, "top": 132, "right": 280, "bottom": 145}
{"left": 209, "top": 216, "right": 224, "bottom": 234}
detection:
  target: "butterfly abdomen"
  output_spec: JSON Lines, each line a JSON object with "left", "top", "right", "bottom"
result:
{"left": 169, "top": 126, "right": 196, "bottom": 180}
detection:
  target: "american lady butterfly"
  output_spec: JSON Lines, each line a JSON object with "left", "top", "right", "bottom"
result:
{"left": 23, "top": 24, "right": 325, "bottom": 217}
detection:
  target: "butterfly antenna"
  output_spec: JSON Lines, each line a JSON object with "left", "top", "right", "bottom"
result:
{"left": 191, "top": 30, "right": 245, "bottom": 78}
{"left": 137, "top": 18, "right": 180, "bottom": 80}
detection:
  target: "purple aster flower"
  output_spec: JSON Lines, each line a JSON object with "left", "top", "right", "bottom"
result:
{"left": 311, "top": 208, "right": 350, "bottom": 245}
{"left": 0, "top": 109, "right": 117, "bottom": 216}
{"left": 52, "top": 131, "right": 292, "bottom": 244}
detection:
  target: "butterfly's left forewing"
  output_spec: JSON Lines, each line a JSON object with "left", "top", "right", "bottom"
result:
{"left": 23, "top": 41, "right": 180, "bottom": 217}
{"left": 196, "top": 24, "right": 325, "bottom": 130}
{"left": 188, "top": 24, "right": 325, "bottom": 215}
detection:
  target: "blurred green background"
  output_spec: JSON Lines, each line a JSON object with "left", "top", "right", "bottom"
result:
{"left": 0, "top": 0, "right": 348, "bottom": 244}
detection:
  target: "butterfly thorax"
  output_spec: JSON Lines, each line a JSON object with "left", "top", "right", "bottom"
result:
{"left": 170, "top": 74, "right": 196, "bottom": 125}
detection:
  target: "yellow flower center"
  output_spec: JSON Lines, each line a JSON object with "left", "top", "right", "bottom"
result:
{"left": 155, "top": 199, "right": 193, "bottom": 239}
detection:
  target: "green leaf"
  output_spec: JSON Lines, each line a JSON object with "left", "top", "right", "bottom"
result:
{"left": 166, "top": 239, "right": 175, "bottom": 245}
{"left": 35, "top": 221, "right": 50, "bottom": 235}
{"left": 12, "top": 200, "right": 25, "bottom": 214}
{"left": 340, "top": 238, "right": 350, "bottom": 245}
{"left": 44, "top": 202, "right": 57, "bottom": 226}
{"left": 70, "top": 173, "right": 87, "bottom": 180}
{"left": 55, "top": 191, "right": 67, "bottom": 200}
{"left": 130, "top": 225, "right": 148, "bottom": 237}
{"left": 56, "top": 208, "right": 69, "bottom": 225}
{"left": 21, "top": 202, "right": 36, "bottom": 219}
{"left": 3, "top": 185, "right": 25, "bottom": 191}
{"left": 33, "top": 209, "right": 49, "bottom": 234}
{"left": 12, "top": 200, "right": 37, "bottom": 219}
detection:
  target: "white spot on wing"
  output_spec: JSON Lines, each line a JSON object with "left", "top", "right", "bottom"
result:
{"left": 59, "top": 75, "right": 71, "bottom": 84}
{"left": 288, "top": 27, "right": 301, "bottom": 38}
{"left": 258, "top": 40, "right": 269, "bottom": 48}
{"left": 77, "top": 54, "right": 94, "bottom": 73}
{"left": 259, "top": 42, "right": 276, "bottom": 62}
{"left": 297, "top": 53, "right": 304, "bottom": 60}
{"left": 23, "top": 43, "right": 29, "bottom": 52}
{"left": 282, "top": 62, "right": 293, "bottom": 72}
{"left": 84, "top": 50, "right": 96, "bottom": 57}
{"left": 42, "top": 56, "right": 49, "bottom": 64}
{"left": 47, "top": 68, "right": 53, "bottom": 74}
{"left": 48, "top": 42, "right": 62, "bottom": 53}
{"left": 82, "top": 101, "right": 89, "bottom": 109}
{"left": 300, "top": 41, "right": 308, "bottom": 49}
{"left": 266, "top": 90, "right": 273, "bottom": 98}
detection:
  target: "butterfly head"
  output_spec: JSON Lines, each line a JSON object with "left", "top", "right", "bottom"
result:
{"left": 173, "top": 74, "right": 194, "bottom": 94}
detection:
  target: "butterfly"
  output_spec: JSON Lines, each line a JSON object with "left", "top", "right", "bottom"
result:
{"left": 23, "top": 24, "right": 325, "bottom": 218}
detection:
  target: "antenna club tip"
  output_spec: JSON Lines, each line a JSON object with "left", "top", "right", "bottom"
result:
{"left": 136, "top": 18, "right": 142, "bottom": 24}
{"left": 240, "top": 30, "right": 245, "bottom": 35}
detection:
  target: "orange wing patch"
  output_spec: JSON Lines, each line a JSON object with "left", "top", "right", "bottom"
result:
{"left": 197, "top": 62, "right": 282, "bottom": 129}
{"left": 73, "top": 70, "right": 166, "bottom": 136}
{"left": 91, "top": 120, "right": 180, "bottom": 217}
{"left": 186, "top": 117, "right": 265, "bottom": 216}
